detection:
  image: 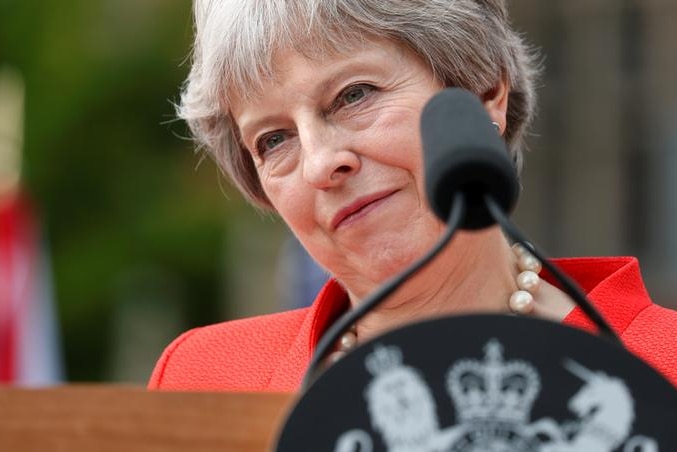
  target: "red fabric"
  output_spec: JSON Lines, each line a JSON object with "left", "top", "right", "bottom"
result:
{"left": 149, "top": 280, "right": 349, "bottom": 392}
{"left": 149, "top": 257, "right": 677, "bottom": 392}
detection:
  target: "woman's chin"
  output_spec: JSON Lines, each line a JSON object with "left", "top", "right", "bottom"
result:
{"left": 339, "top": 246, "right": 432, "bottom": 298}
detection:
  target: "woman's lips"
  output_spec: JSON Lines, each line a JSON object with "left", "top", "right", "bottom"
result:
{"left": 331, "top": 190, "right": 398, "bottom": 230}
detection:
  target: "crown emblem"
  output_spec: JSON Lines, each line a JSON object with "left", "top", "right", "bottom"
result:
{"left": 446, "top": 339, "right": 540, "bottom": 424}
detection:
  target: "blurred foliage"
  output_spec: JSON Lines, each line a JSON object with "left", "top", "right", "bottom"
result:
{"left": 0, "top": 0, "right": 243, "bottom": 381}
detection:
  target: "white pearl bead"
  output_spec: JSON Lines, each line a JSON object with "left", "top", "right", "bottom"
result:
{"left": 512, "top": 243, "right": 529, "bottom": 257}
{"left": 518, "top": 253, "right": 542, "bottom": 274}
{"left": 516, "top": 270, "right": 540, "bottom": 293}
{"left": 509, "top": 290, "right": 535, "bottom": 314}
{"left": 339, "top": 331, "right": 358, "bottom": 351}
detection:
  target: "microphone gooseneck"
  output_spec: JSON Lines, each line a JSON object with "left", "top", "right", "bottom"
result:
{"left": 423, "top": 87, "right": 621, "bottom": 344}
{"left": 484, "top": 194, "right": 622, "bottom": 343}
{"left": 303, "top": 87, "right": 624, "bottom": 391}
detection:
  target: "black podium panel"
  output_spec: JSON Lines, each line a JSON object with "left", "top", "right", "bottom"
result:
{"left": 277, "top": 315, "right": 677, "bottom": 451}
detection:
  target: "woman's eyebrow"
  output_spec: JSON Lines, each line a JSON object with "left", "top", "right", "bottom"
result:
{"left": 317, "top": 61, "right": 385, "bottom": 94}
{"left": 236, "top": 114, "right": 285, "bottom": 147}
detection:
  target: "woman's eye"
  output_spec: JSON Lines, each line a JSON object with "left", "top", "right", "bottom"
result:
{"left": 256, "top": 132, "right": 285, "bottom": 155}
{"left": 338, "top": 84, "right": 374, "bottom": 107}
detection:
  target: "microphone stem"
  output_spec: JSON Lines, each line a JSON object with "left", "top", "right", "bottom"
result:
{"left": 484, "top": 193, "right": 622, "bottom": 345}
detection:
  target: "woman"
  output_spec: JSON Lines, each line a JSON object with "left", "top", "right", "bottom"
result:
{"left": 149, "top": 0, "right": 677, "bottom": 391}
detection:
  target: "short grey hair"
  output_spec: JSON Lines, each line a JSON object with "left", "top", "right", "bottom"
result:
{"left": 179, "top": 0, "right": 540, "bottom": 208}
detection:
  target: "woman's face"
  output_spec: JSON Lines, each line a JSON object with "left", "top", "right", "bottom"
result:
{"left": 231, "top": 40, "right": 448, "bottom": 299}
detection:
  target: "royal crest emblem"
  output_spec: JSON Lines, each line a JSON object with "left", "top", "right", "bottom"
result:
{"left": 334, "top": 339, "right": 658, "bottom": 452}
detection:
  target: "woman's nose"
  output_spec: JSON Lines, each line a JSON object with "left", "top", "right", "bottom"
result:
{"left": 300, "top": 122, "right": 361, "bottom": 190}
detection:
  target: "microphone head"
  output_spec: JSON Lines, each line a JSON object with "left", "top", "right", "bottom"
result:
{"left": 420, "top": 88, "right": 519, "bottom": 230}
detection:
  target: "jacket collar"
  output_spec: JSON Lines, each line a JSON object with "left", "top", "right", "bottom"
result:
{"left": 308, "top": 256, "right": 651, "bottom": 347}
{"left": 269, "top": 256, "right": 651, "bottom": 389}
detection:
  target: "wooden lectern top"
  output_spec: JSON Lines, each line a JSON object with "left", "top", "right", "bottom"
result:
{"left": 0, "top": 384, "right": 294, "bottom": 452}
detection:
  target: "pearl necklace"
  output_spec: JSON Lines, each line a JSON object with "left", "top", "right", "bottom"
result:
{"left": 326, "top": 243, "right": 542, "bottom": 364}
{"left": 509, "top": 243, "right": 542, "bottom": 314}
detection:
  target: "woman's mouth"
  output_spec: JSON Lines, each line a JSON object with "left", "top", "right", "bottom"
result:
{"left": 331, "top": 190, "right": 399, "bottom": 230}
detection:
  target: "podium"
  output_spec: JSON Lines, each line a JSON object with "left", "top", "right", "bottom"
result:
{"left": 0, "top": 385, "right": 294, "bottom": 451}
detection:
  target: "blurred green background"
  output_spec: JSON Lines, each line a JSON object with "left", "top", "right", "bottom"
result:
{"left": 0, "top": 0, "right": 239, "bottom": 382}
{"left": 1, "top": 0, "right": 676, "bottom": 384}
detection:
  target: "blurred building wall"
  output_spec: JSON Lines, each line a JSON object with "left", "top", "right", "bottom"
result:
{"left": 511, "top": 0, "right": 677, "bottom": 306}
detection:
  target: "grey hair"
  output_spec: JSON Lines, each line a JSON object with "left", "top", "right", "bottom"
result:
{"left": 178, "top": 0, "right": 541, "bottom": 208}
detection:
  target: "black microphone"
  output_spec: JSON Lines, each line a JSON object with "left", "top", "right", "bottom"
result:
{"left": 421, "top": 87, "right": 620, "bottom": 342}
{"left": 420, "top": 88, "right": 519, "bottom": 229}
{"left": 301, "top": 86, "right": 616, "bottom": 390}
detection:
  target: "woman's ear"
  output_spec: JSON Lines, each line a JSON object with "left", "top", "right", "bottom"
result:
{"left": 482, "top": 78, "right": 510, "bottom": 135}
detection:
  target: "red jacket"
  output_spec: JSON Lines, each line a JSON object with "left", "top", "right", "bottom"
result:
{"left": 149, "top": 257, "right": 677, "bottom": 391}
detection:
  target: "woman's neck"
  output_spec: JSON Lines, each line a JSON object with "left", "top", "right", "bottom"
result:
{"left": 348, "top": 227, "right": 519, "bottom": 342}
{"left": 345, "top": 228, "right": 577, "bottom": 342}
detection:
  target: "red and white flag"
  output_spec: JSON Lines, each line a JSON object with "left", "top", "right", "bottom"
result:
{"left": 0, "top": 191, "right": 63, "bottom": 385}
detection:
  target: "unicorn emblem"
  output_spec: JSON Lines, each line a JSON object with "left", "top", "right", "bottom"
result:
{"left": 528, "top": 360, "right": 637, "bottom": 452}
